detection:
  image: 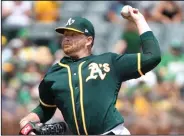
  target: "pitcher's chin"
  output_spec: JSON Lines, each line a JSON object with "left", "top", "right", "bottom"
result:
{"left": 63, "top": 49, "right": 77, "bottom": 57}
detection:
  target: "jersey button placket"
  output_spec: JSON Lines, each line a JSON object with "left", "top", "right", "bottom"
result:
{"left": 75, "top": 87, "right": 80, "bottom": 105}
{"left": 70, "top": 63, "right": 81, "bottom": 134}
{"left": 73, "top": 72, "right": 79, "bottom": 92}
{"left": 72, "top": 69, "right": 79, "bottom": 105}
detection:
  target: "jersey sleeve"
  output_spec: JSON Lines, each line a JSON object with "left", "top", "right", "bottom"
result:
{"left": 111, "top": 31, "right": 161, "bottom": 82}
{"left": 38, "top": 79, "right": 56, "bottom": 107}
{"left": 32, "top": 79, "right": 57, "bottom": 123}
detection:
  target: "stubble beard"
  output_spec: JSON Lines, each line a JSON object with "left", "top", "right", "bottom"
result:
{"left": 63, "top": 42, "right": 85, "bottom": 57}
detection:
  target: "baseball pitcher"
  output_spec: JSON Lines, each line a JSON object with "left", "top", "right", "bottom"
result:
{"left": 19, "top": 6, "right": 161, "bottom": 135}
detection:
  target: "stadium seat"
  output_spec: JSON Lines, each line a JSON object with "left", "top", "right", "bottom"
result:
{"left": 59, "top": 1, "right": 87, "bottom": 21}
{"left": 87, "top": 1, "right": 112, "bottom": 14}
{"left": 92, "top": 37, "right": 107, "bottom": 54}
{"left": 165, "top": 24, "right": 184, "bottom": 42}
{"left": 83, "top": 13, "right": 111, "bottom": 36}
{"left": 105, "top": 23, "right": 124, "bottom": 51}
{"left": 163, "top": 24, "right": 184, "bottom": 51}
{"left": 27, "top": 23, "right": 57, "bottom": 40}
{"left": 61, "top": 1, "right": 86, "bottom": 12}
{"left": 148, "top": 22, "right": 166, "bottom": 51}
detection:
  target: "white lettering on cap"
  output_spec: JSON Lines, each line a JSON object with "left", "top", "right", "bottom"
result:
{"left": 66, "top": 18, "right": 75, "bottom": 26}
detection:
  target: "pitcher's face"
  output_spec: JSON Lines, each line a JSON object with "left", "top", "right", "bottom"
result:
{"left": 61, "top": 30, "right": 87, "bottom": 56}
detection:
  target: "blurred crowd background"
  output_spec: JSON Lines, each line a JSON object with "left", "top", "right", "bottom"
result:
{"left": 2, "top": 1, "right": 184, "bottom": 135}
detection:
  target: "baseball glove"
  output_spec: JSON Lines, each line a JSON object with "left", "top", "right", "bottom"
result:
{"left": 19, "top": 121, "right": 67, "bottom": 135}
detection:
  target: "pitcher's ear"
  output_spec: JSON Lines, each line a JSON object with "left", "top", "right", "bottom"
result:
{"left": 86, "top": 36, "right": 93, "bottom": 48}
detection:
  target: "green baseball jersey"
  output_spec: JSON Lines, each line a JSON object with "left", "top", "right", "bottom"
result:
{"left": 32, "top": 31, "right": 161, "bottom": 135}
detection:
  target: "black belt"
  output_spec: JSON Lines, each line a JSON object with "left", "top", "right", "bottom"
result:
{"left": 106, "top": 131, "right": 115, "bottom": 135}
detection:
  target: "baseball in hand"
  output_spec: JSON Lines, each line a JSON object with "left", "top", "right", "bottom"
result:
{"left": 121, "top": 5, "right": 132, "bottom": 17}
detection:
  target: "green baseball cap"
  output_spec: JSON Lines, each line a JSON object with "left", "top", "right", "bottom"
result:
{"left": 55, "top": 17, "right": 95, "bottom": 39}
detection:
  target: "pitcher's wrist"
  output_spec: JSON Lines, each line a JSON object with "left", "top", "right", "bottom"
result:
{"left": 135, "top": 19, "right": 151, "bottom": 35}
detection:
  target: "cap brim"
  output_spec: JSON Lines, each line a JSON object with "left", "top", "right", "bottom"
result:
{"left": 55, "top": 27, "right": 84, "bottom": 34}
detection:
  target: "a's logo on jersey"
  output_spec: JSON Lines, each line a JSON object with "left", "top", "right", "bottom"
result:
{"left": 86, "top": 63, "right": 110, "bottom": 82}
{"left": 66, "top": 18, "right": 75, "bottom": 26}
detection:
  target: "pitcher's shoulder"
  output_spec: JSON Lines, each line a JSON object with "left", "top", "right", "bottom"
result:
{"left": 96, "top": 52, "right": 116, "bottom": 58}
{"left": 92, "top": 52, "right": 121, "bottom": 63}
{"left": 45, "top": 63, "right": 61, "bottom": 76}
